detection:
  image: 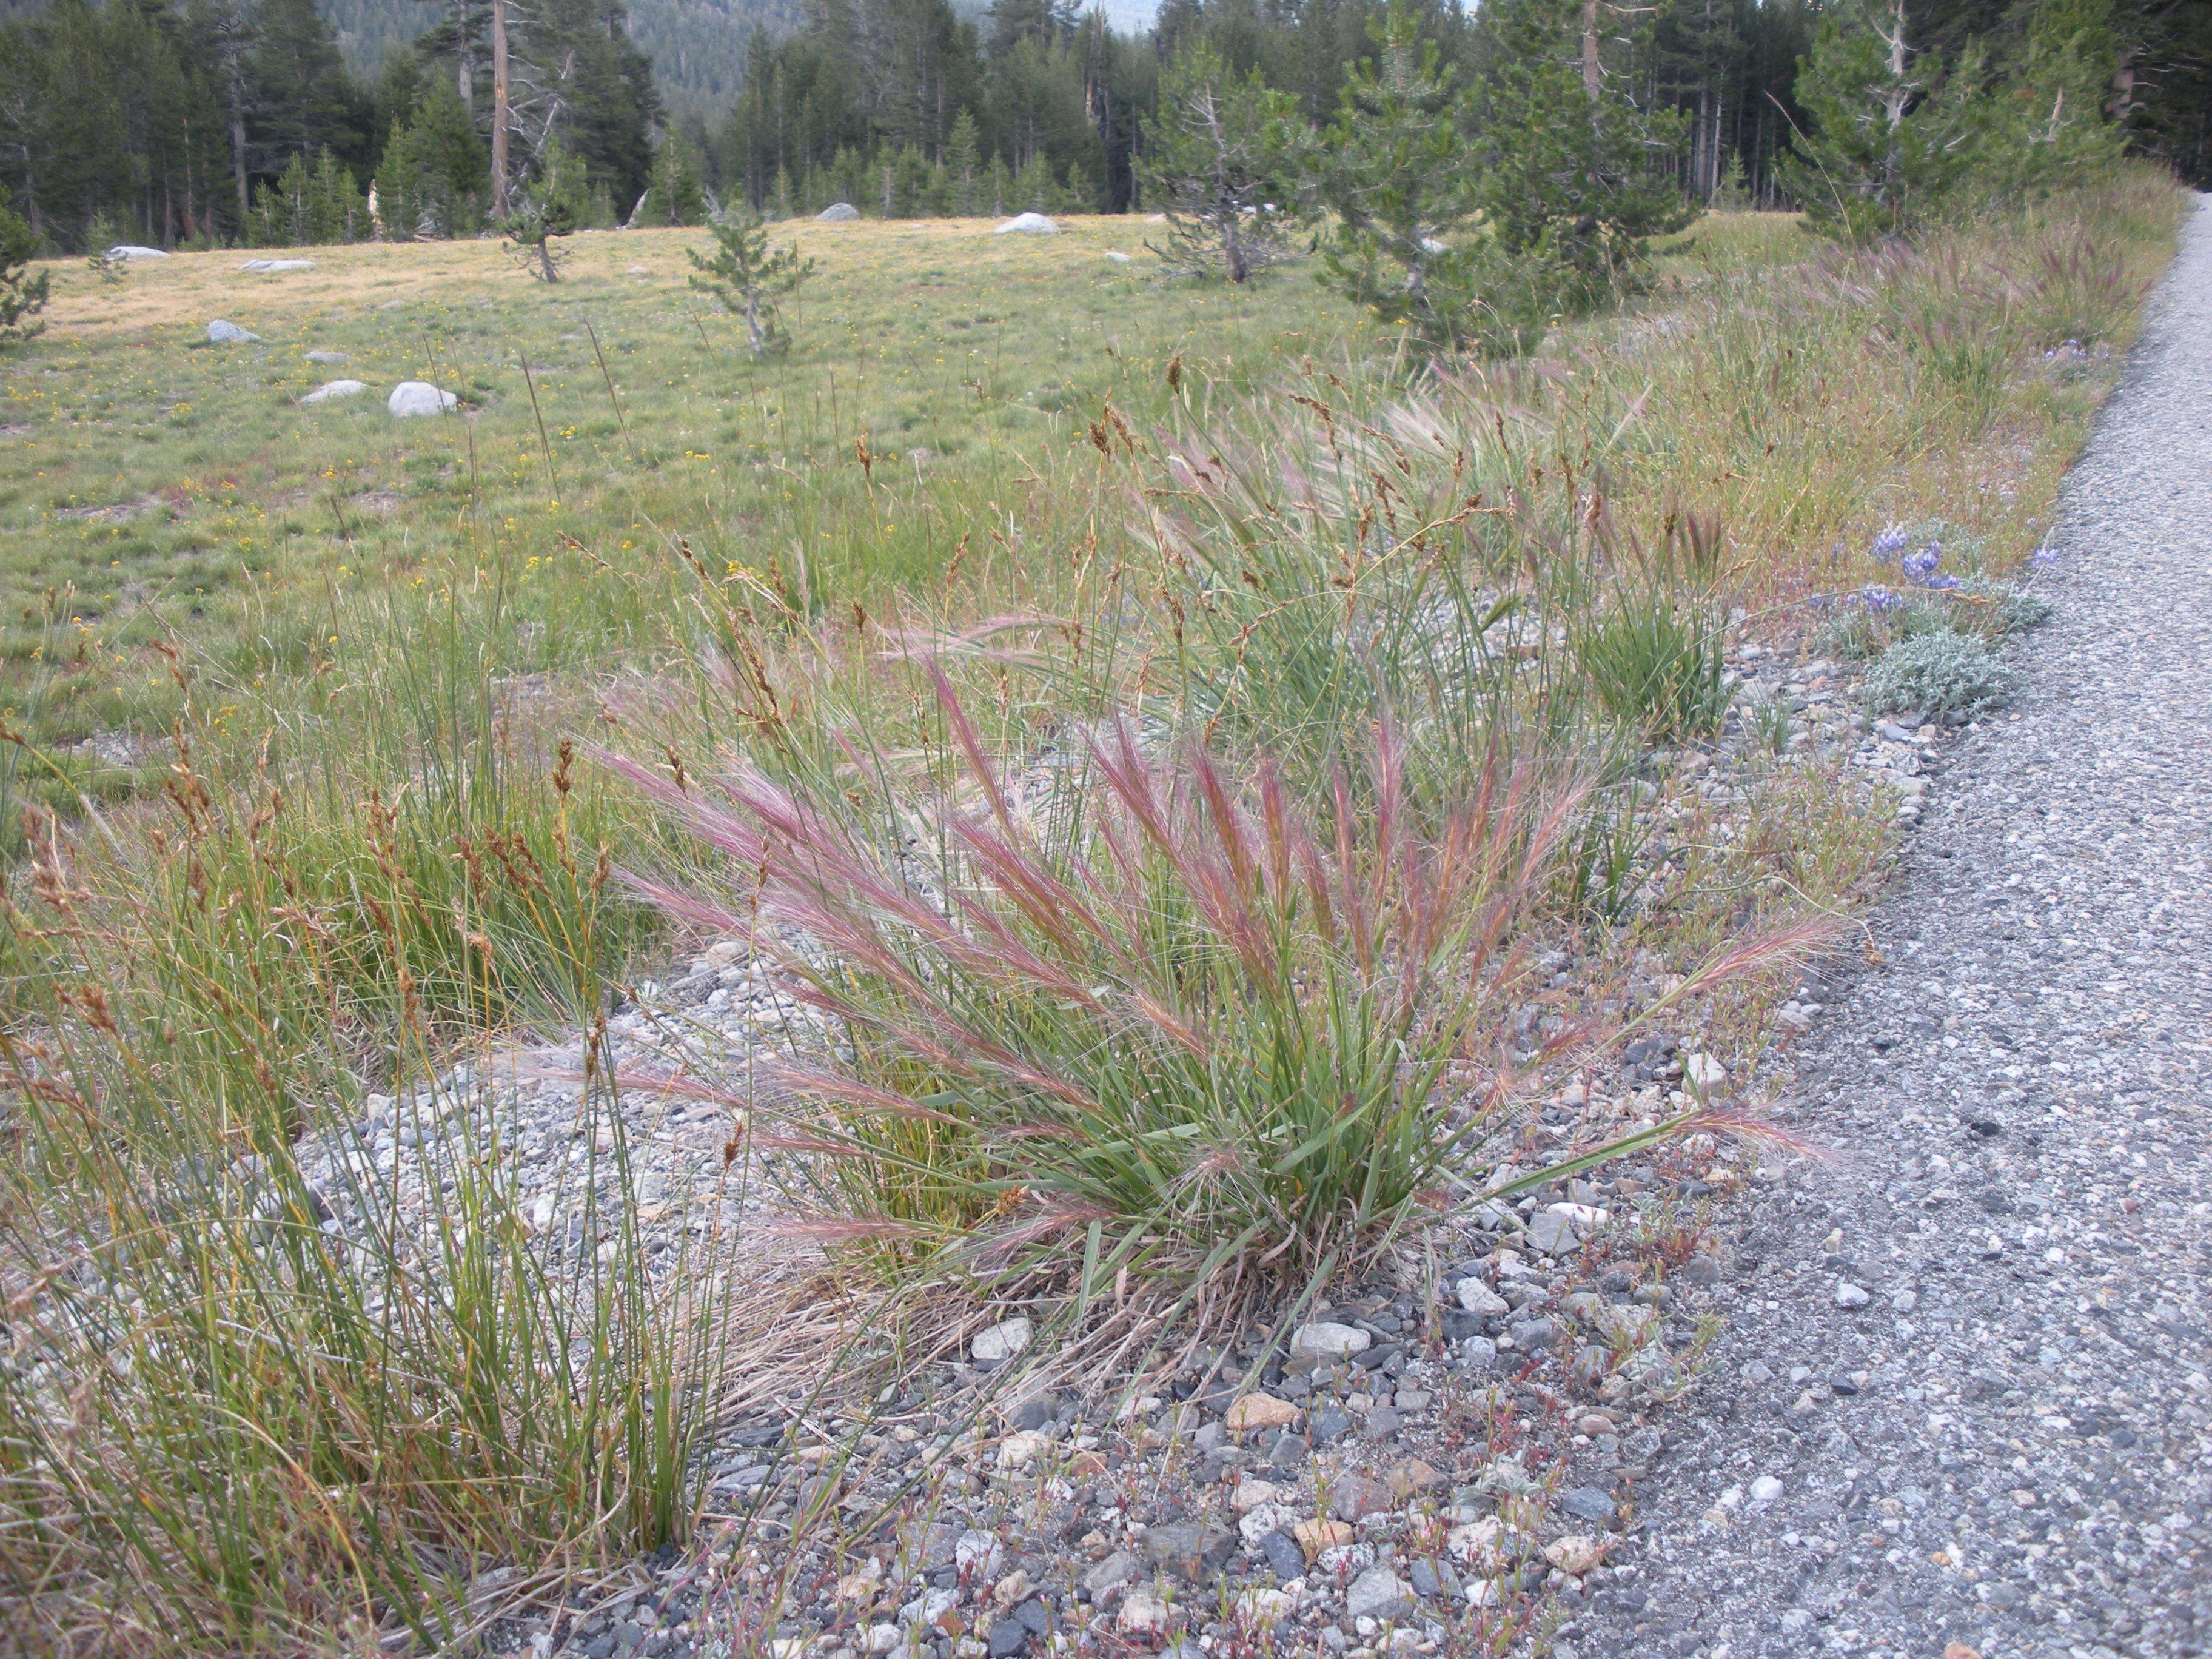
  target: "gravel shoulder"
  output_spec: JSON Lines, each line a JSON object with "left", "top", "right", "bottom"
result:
{"left": 1577, "top": 196, "right": 2212, "bottom": 1659}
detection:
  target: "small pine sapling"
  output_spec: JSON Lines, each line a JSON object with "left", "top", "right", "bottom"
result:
{"left": 0, "top": 207, "right": 50, "bottom": 343}
{"left": 686, "top": 210, "right": 816, "bottom": 358}
{"left": 1139, "top": 44, "right": 1310, "bottom": 283}
{"left": 500, "top": 142, "right": 588, "bottom": 281}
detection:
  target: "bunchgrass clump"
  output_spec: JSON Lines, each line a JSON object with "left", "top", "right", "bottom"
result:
{"left": 0, "top": 770, "right": 719, "bottom": 1655}
{"left": 611, "top": 681, "right": 1825, "bottom": 1361}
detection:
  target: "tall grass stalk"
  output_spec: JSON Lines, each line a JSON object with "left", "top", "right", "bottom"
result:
{"left": 0, "top": 760, "right": 722, "bottom": 1655}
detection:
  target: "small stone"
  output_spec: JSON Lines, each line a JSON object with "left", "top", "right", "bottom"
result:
{"left": 1527, "top": 1211, "right": 1579, "bottom": 1255}
{"left": 1835, "top": 1282, "right": 1872, "bottom": 1309}
{"left": 1678, "top": 1253, "right": 1721, "bottom": 1285}
{"left": 1082, "top": 1551, "right": 1138, "bottom": 1595}
{"left": 1235, "top": 1586, "right": 1295, "bottom": 1626}
{"left": 1455, "top": 1277, "right": 1508, "bottom": 1317}
{"left": 1231, "top": 1476, "right": 1284, "bottom": 1513}
{"left": 1013, "top": 1600, "right": 1051, "bottom": 1637}
{"left": 1290, "top": 1322, "right": 1371, "bottom": 1361}
{"left": 300, "top": 380, "right": 366, "bottom": 404}
{"left": 1258, "top": 1529, "right": 1305, "bottom": 1580}
{"left": 387, "top": 380, "right": 457, "bottom": 417}
{"left": 1447, "top": 1518, "right": 1501, "bottom": 1561}
{"left": 1543, "top": 1535, "right": 1603, "bottom": 1575}
{"left": 1363, "top": 1406, "right": 1403, "bottom": 1440}
{"left": 1683, "top": 1053, "right": 1728, "bottom": 1090}
{"left": 986, "top": 1618, "right": 1027, "bottom": 1657}
{"left": 1458, "top": 1336, "right": 1499, "bottom": 1371}
{"left": 955, "top": 1531, "right": 1005, "bottom": 1578}
{"left": 207, "top": 319, "right": 260, "bottom": 343}
{"left": 1116, "top": 1587, "right": 1170, "bottom": 1635}
{"left": 1330, "top": 1473, "right": 1394, "bottom": 1523}
{"left": 865, "top": 1626, "right": 903, "bottom": 1655}
{"left": 1104, "top": 250, "right": 1132, "bottom": 263}
{"left": 1295, "top": 1517, "right": 1355, "bottom": 1560}
{"left": 1344, "top": 1567, "right": 1414, "bottom": 1623}
{"left": 1385, "top": 1458, "right": 1445, "bottom": 1498}
{"left": 816, "top": 202, "right": 860, "bottom": 221}
{"left": 1407, "top": 1558, "right": 1457, "bottom": 1600}
{"left": 1559, "top": 1487, "right": 1618, "bottom": 1526}
{"left": 1749, "top": 1475, "right": 1785, "bottom": 1506}
{"left": 303, "top": 349, "right": 350, "bottom": 364}
{"left": 993, "top": 212, "right": 1057, "bottom": 234}
{"left": 1238, "top": 1503, "right": 1298, "bottom": 1548}
{"left": 1225, "top": 1393, "right": 1300, "bottom": 1433}
{"left": 1144, "top": 1521, "right": 1233, "bottom": 1580}
{"left": 971, "top": 1318, "right": 1032, "bottom": 1362}
{"left": 1309, "top": 1406, "right": 1355, "bottom": 1444}
{"left": 1508, "top": 1317, "right": 1558, "bottom": 1352}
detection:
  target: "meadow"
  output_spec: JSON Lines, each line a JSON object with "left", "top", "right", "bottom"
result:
{"left": 0, "top": 176, "right": 2188, "bottom": 1654}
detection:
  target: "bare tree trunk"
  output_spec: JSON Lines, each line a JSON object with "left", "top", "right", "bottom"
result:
{"left": 491, "top": 0, "right": 511, "bottom": 217}
{"left": 1580, "top": 0, "right": 1603, "bottom": 96}
{"left": 745, "top": 286, "right": 764, "bottom": 357}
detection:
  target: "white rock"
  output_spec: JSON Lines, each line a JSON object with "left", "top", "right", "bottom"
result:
{"left": 1235, "top": 1586, "right": 1295, "bottom": 1626}
{"left": 238, "top": 258, "right": 314, "bottom": 272}
{"left": 865, "top": 1626, "right": 905, "bottom": 1655}
{"left": 303, "top": 349, "right": 350, "bottom": 364}
{"left": 1230, "top": 1476, "right": 1283, "bottom": 1513}
{"left": 299, "top": 379, "right": 366, "bottom": 404}
{"left": 1447, "top": 1518, "right": 1501, "bottom": 1561}
{"left": 207, "top": 319, "right": 261, "bottom": 343}
{"left": 1455, "top": 1276, "right": 1508, "bottom": 1317}
{"left": 996, "top": 1430, "right": 1050, "bottom": 1468}
{"left": 1104, "top": 250, "right": 1132, "bottom": 263}
{"left": 971, "top": 1316, "right": 1031, "bottom": 1362}
{"left": 1464, "top": 1577, "right": 1500, "bottom": 1607}
{"left": 387, "top": 381, "right": 458, "bottom": 417}
{"left": 954, "top": 1530, "right": 1004, "bottom": 1578}
{"left": 1836, "top": 1281, "right": 1872, "bottom": 1309}
{"left": 1289, "top": 1321, "right": 1370, "bottom": 1361}
{"left": 816, "top": 202, "right": 860, "bottom": 221}
{"left": 1458, "top": 1335, "right": 1498, "bottom": 1370}
{"left": 1419, "top": 236, "right": 1448, "bottom": 254}
{"left": 107, "top": 244, "right": 167, "bottom": 260}
{"left": 1749, "top": 1474, "right": 1785, "bottom": 1506}
{"left": 993, "top": 212, "right": 1057, "bottom": 235}
{"left": 1684, "top": 1053, "right": 1729, "bottom": 1090}
{"left": 1117, "top": 1586, "right": 1170, "bottom": 1634}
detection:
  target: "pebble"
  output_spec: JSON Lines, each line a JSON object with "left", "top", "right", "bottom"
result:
{"left": 971, "top": 1318, "right": 1031, "bottom": 1362}
{"left": 1290, "top": 1321, "right": 1370, "bottom": 1361}
{"left": 206, "top": 318, "right": 260, "bottom": 343}
{"left": 1224, "top": 1393, "right": 1299, "bottom": 1432}
{"left": 1558, "top": 1486, "right": 1619, "bottom": 1526}
{"left": 1455, "top": 1276, "right": 1507, "bottom": 1316}
{"left": 1344, "top": 1567, "right": 1414, "bottom": 1623}
{"left": 1834, "top": 1281, "right": 1871, "bottom": 1308}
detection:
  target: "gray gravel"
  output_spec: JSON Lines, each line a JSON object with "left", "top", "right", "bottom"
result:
{"left": 1575, "top": 196, "right": 2212, "bottom": 1659}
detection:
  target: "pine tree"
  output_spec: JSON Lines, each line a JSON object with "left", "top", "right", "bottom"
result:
{"left": 1772, "top": 0, "right": 1983, "bottom": 240}
{"left": 377, "top": 78, "right": 487, "bottom": 238}
{"left": 1310, "top": 3, "right": 1555, "bottom": 355}
{"left": 500, "top": 139, "right": 588, "bottom": 278}
{"left": 947, "top": 109, "right": 982, "bottom": 214}
{"left": 1972, "top": 0, "right": 2126, "bottom": 200}
{"left": 0, "top": 206, "right": 51, "bottom": 344}
{"left": 640, "top": 130, "right": 708, "bottom": 224}
{"left": 1138, "top": 44, "right": 1309, "bottom": 283}
{"left": 1469, "top": 0, "right": 1696, "bottom": 307}
{"left": 686, "top": 209, "right": 816, "bottom": 357}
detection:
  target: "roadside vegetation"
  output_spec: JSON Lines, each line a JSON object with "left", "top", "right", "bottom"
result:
{"left": 0, "top": 0, "right": 2193, "bottom": 1638}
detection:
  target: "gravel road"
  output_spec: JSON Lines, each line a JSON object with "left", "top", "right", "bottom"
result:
{"left": 1576, "top": 196, "right": 2212, "bottom": 1659}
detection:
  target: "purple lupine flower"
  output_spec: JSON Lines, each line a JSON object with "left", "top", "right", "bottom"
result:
{"left": 1900, "top": 545, "right": 1941, "bottom": 581}
{"left": 1860, "top": 585, "right": 1899, "bottom": 612}
{"left": 1869, "top": 525, "right": 1909, "bottom": 561}
{"left": 2031, "top": 541, "right": 2060, "bottom": 567}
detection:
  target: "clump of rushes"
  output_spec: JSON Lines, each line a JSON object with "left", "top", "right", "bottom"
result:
{"left": 611, "top": 677, "right": 1828, "bottom": 1356}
